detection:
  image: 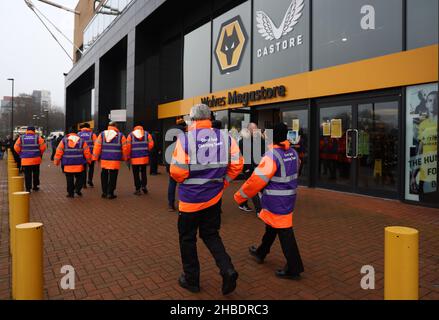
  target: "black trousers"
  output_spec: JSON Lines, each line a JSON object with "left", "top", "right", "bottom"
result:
{"left": 66, "top": 172, "right": 83, "bottom": 195}
{"left": 256, "top": 224, "right": 304, "bottom": 275}
{"left": 178, "top": 201, "right": 234, "bottom": 286}
{"left": 23, "top": 165, "right": 40, "bottom": 190}
{"left": 168, "top": 176, "right": 177, "bottom": 206}
{"left": 150, "top": 151, "right": 158, "bottom": 174}
{"left": 132, "top": 164, "right": 147, "bottom": 190}
{"left": 82, "top": 161, "right": 95, "bottom": 186}
{"left": 101, "top": 169, "right": 118, "bottom": 196}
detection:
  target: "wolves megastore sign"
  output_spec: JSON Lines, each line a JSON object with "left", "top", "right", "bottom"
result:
{"left": 201, "top": 85, "right": 287, "bottom": 108}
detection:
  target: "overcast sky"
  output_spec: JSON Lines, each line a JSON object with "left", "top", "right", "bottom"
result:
{"left": 0, "top": 0, "right": 78, "bottom": 108}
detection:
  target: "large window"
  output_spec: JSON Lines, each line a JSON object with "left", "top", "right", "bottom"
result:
{"left": 83, "top": 0, "right": 134, "bottom": 53}
{"left": 183, "top": 22, "right": 212, "bottom": 98}
{"left": 407, "top": 0, "right": 439, "bottom": 50}
{"left": 252, "top": 0, "right": 310, "bottom": 83}
{"left": 211, "top": 1, "right": 251, "bottom": 92}
{"left": 312, "top": 0, "right": 402, "bottom": 70}
{"left": 405, "top": 83, "right": 438, "bottom": 205}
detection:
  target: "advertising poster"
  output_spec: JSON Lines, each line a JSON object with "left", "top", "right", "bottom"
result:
{"left": 405, "top": 83, "right": 438, "bottom": 203}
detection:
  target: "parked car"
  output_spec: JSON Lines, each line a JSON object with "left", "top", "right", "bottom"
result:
{"left": 47, "top": 131, "right": 65, "bottom": 141}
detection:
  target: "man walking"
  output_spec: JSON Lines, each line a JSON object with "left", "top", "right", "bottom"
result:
{"left": 78, "top": 123, "right": 97, "bottom": 188}
{"left": 170, "top": 104, "right": 243, "bottom": 295}
{"left": 234, "top": 123, "right": 304, "bottom": 279}
{"left": 50, "top": 135, "right": 59, "bottom": 161}
{"left": 14, "top": 126, "right": 46, "bottom": 192}
{"left": 238, "top": 122, "right": 264, "bottom": 213}
{"left": 126, "top": 122, "right": 154, "bottom": 195}
{"left": 92, "top": 122, "right": 128, "bottom": 199}
{"left": 166, "top": 117, "right": 187, "bottom": 211}
{"left": 54, "top": 127, "right": 92, "bottom": 198}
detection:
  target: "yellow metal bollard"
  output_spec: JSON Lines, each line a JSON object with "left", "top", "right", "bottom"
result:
{"left": 8, "top": 167, "right": 19, "bottom": 180}
{"left": 9, "top": 176, "right": 24, "bottom": 229}
{"left": 8, "top": 154, "right": 17, "bottom": 165}
{"left": 384, "top": 226, "right": 419, "bottom": 300}
{"left": 14, "top": 222, "right": 44, "bottom": 300}
{"left": 11, "top": 192, "right": 30, "bottom": 299}
{"left": 10, "top": 191, "right": 30, "bottom": 255}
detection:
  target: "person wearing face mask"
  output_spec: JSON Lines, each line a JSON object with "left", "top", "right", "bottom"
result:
{"left": 235, "top": 123, "right": 304, "bottom": 280}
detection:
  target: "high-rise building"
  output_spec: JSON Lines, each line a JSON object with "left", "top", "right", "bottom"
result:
{"left": 1, "top": 96, "right": 11, "bottom": 113}
{"left": 32, "top": 90, "right": 52, "bottom": 113}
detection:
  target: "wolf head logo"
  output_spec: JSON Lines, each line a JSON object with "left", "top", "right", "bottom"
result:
{"left": 220, "top": 26, "right": 241, "bottom": 66}
{"left": 215, "top": 16, "right": 248, "bottom": 74}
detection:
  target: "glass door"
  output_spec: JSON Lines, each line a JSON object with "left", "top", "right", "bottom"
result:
{"left": 318, "top": 105, "right": 354, "bottom": 190}
{"left": 356, "top": 101, "right": 399, "bottom": 196}
{"left": 317, "top": 98, "right": 400, "bottom": 197}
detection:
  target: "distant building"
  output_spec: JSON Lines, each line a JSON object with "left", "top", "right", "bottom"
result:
{"left": 0, "top": 96, "right": 12, "bottom": 115}
{"left": 32, "top": 90, "right": 52, "bottom": 113}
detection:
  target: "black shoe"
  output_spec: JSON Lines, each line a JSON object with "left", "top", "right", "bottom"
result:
{"left": 88, "top": 181, "right": 94, "bottom": 187}
{"left": 32, "top": 186, "right": 39, "bottom": 191}
{"left": 142, "top": 188, "right": 148, "bottom": 194}
{"left": 101, "top": 193, "right": 108, "bottom": 199}
{"left": 239, "top": 204, "right": 253, "bottom": 212}
{"left": 275, "top": 269, "right": 302, "bottom": 280}
{"left": 249, "top": 246, "right": 264, "bottom": 264}
{"left": 26, "top": 189, "right": 32, "bottom": 193}
{"left": 108, "top": 194, "right": 117, "bottom": 199}
{"left": 178, "top": 274, "right": 200, "bottom": 293}
{"left": 134, "top": 190, "right": 142, "bottom": 196}
{"left": 66, "top": 194, "right": 74, "bottom": 198}
{"left": 221, "top": 269, "right": 238, "bottom": 295}
{"left": 83, "top": 185, "right": 87, "bottom": 189}
{"left": 75, "top": 191, "right": 83, "bottom": 197}
{"left": 168, "top": 204, "right": 176, "bottom": 212}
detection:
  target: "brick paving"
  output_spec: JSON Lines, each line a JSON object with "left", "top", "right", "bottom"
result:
{"left": 1, "top": 157, "right": 438, "bottom": 300}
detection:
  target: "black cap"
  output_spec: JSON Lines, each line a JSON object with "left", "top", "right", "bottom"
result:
{"left": 27, "top": 126, "right": 35, "bottom": 131}
{"left": 273, "top": 123, "right": 288, "bottom": 145}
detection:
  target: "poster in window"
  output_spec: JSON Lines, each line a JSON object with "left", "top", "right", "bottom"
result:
{"left": 322, "top": 121, "right": 331, "bottom": 136}
{"left": 330, "top": 119, "right": 342, "bottom": 138}
{"left": 292, "top": 119, "right": 300, "bottom": 131}
{"left": 405, "top": 83, "right": 438, "bottom": 203}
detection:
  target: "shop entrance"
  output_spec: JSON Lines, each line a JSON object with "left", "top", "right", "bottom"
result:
{"left": 317, "top": 95, "right": 400, "bottom": 198}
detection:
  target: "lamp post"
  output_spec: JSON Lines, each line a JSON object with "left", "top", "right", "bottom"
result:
{"left": 7, "top": 78, "right": 14, "bottom": 137}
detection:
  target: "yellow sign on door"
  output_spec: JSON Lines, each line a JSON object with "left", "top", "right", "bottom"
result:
{"left": 322, "top": 121, "right": 331, "bottom": 136}
{"left": 330, "top": 119, "right": 342, "bottom": 138}
{"left": 292, "top": 119, "right": 300, "bottom": 131}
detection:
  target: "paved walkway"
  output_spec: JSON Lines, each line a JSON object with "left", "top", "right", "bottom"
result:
{"left": 1, "top": 158, "right": 438, "bottom": 300}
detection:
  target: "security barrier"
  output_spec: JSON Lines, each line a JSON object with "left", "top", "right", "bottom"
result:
{"left": 384, "top": 226, "right": 419, "bottom": 300}
{"left": 14, "top": 222, "right": 44, "bottom": 300}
